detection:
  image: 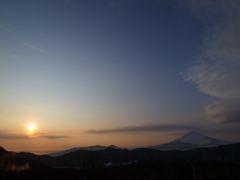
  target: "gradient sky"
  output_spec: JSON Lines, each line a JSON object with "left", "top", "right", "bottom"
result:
{"left": 1, "top": 0, "right": 240, "bottom": 154}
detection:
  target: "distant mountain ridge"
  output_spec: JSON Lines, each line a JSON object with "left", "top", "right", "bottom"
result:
{"left": 48, "top": 145, "right": 124, "bottom": 157}
{"left": 3, "top": 131, "right": 238, "bottom": 169}
{"left": 148, "top": 131, "right": 233, "bottom": 150}
{"left": 47, "top": 131, "right": 234, "bottom": 157}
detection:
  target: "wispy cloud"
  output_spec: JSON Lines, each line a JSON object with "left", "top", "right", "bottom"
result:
{"left": 0, "top": 49, "right": 26, "bottom": 62}
{"left": 185, "top": 0, "right": 240, "bottom": 99}
{"left": 186, "top": 61, "right": 240, "bottom": 99}
{"left": 183, "top": 0, "right": 240, "bottom": 123}
{"left": 22, "top": 42, "right": 46, "bottom": 54}
{"left": 85, "top": 124, "right": 200, "bottom": 133}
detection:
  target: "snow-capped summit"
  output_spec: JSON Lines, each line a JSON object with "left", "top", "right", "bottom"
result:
{"left": 148, "top": 131, "right": 233, "bottom": 151}
{"left": 179, "top": 131, "right": 212, "bottom": 145}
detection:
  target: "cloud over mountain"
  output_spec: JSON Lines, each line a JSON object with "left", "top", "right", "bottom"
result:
{"left": 86, "top": 124, "right": 199, "bottom": 133}
{"left": 204, "top": 100, "right": 240, "bottom": 124}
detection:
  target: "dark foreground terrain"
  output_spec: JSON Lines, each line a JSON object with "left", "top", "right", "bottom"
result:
{"left": 1, "top": 144, "right": 240, "bottom": 179}
{"left": 17, "top": 143, "right": 240, "bottom": 167}
{"left": 1, "top": 161, "right": 240, "bottom": 180}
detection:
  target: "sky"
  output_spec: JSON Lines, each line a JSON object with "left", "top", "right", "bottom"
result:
{"left": 1, "top": 0, "right": 240, "bottom": 154}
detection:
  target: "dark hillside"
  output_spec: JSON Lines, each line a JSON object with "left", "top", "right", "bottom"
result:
{"left": 0, "top": 147, "right": 51, "bottom": 171}
{"left": 1, "top": 161, "right": 240, "bottom": 180}
{"left": 17, "top": 143, "right": 240, "bottom": 168}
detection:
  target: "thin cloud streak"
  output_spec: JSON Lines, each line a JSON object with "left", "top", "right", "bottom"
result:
{"left": 85, "top": 124, "right": 200, "bottom": 134}
{"left": 0, "top": 132, "right": 70, "bottom": 139}
{"left": 22, "top": 42, "right": 46, "bottom": 54}
{"left": 0, "top": 133, "right": 29, "bottom": 139}
{"left": 39, "top": 135, "right": 70, "bottom": 139}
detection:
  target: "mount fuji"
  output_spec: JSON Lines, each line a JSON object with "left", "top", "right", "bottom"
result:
{"left": 148, "top": 131, "right": 234, "bottom": 150}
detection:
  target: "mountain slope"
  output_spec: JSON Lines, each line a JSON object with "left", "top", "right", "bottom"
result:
{"left": 148, "top": 131, "right": 233, "bottom": 150}
{"left": 0, "top": 146, "right": 51, "bottom": 171}
{"left": 48, "top": 145, "right": 124, "bottom": 157}
{"left": 17, "top": 143, "right": 240, "bottom": 168}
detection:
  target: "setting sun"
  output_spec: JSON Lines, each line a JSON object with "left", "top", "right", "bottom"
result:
{"left": 28, "top": 124, "right": 35, "bottom": 131}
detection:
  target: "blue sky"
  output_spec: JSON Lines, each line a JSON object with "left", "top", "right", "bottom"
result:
{"left": 1, "top": 0, "right": 240, "bottom": 153}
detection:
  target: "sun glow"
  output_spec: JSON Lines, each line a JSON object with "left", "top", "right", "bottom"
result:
{"left": 27, "top": 124, "right": 36, "bottom": 136}
{"left": 28, "top": 124, "right": 35, "bottom": 131}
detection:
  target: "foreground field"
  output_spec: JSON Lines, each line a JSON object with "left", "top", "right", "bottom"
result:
{"left": 1, "top": 161, "right": 240, "bottom": 180}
